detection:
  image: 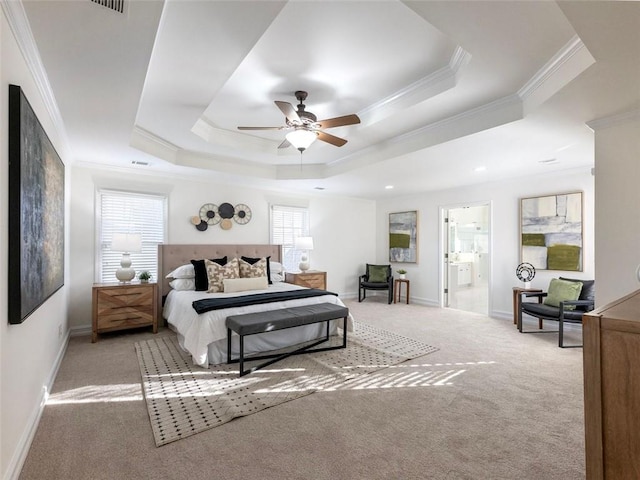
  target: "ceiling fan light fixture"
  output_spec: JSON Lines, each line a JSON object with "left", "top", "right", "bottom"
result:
{"left": 286, "top": 128, "right": 318, "bottom": 152}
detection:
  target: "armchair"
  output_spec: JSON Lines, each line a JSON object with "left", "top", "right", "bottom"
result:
{"left": 518, "top": 278, "right": 595, "bottom": 348}
{"left": 359, "top": 264, "right": 394, "bottom": 304}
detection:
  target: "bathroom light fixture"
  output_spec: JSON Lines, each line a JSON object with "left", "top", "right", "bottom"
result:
{"left": 286, "top": 128, "right": 318, "bottom": 152}
{"left": 111, "top": 233, "right": 142, "bottom": 282}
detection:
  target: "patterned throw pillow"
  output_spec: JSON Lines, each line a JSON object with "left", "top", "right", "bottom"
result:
{"left": 241, "top": 255, "right": 272, "bottom": 284}
{"left": 205, "top": 257, "right": 240, "bottom": 293}
{"left": 239, "top": 257, "right": 268, "bottom": 279}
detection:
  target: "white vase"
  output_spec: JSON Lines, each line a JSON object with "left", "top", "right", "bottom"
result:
{"left": 399, "top": 274, "right": 406, "bottom": 280}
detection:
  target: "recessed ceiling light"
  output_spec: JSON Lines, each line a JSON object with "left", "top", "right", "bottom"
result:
{"left": 385, "top": 185, "right": 394, "bottom": 190}
{"left": 474, "top": 166, "right": 486, "bottom": 172}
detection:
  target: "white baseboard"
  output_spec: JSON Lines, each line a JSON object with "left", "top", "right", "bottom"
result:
{"left": 70, "top": 324, "right": 92, "bottom": 337}
{"left": 490, "top": 310, "right": 512, "bottom": 321}
{"left": 4, "top": 331, "right": 70, "bottom": 480}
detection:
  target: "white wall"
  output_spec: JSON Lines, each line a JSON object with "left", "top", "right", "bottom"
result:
{"left": 1, "top": 9, "right": 70, "bottom": 480}
{"left": 376, "top": 167, "right": 595, "bottom": 318}
{"left": 68, "top": 166, "right": 377, "bottom": 330}
{"left": 592, "top": 114, "right": 640, "bottom": 305}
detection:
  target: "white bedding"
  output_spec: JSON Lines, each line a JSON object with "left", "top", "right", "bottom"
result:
{"left": 164, "top": 282, "right": 351, "bottom": 367}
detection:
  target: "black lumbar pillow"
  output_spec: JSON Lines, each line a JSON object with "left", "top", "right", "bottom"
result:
{"left": 191, "top": 256, "right": 227, "bottom": 291}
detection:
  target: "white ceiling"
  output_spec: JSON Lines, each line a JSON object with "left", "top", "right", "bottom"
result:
{"left": 17, "top": 1, "right": 640, "bottom": 199}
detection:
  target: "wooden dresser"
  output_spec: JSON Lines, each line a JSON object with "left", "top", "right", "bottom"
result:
{"left": 285, "top": 271, "right": 326, "bottom": 290}
{"left": 92, "top": 282, "right": 158, "bottom": 342}
{"left": 583, "top": 289, "right": 640, "bottom": 479}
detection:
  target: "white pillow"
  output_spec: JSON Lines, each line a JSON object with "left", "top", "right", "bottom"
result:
{"left": 270, "top": 261, "right": 284, "bottom": 274}
{"left": 270, "top": 273, "right": 284, "bottom": 283}
{"left": 223, "top": 276, "right": 268, "bottom": 293}
{"left": 166, "top": 263, "right": 195, "bottom": 279}
{"left": 169, "top": 278, "right": 196, "bottom": 291}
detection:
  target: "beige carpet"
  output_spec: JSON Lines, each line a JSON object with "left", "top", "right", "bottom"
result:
{"left": 19, "top": 299, "right": 586, "bottom": 480}
{"left": 135, "top": 321, "right": 438, "bottom": 446}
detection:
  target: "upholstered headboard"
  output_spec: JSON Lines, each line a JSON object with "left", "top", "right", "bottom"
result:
{"left": 157, "top": 244, "right": 282, "bottom": 321}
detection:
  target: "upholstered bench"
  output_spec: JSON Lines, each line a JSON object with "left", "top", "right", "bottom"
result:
{"left": 226, "top": 303, "right": 349, "bottom": 376}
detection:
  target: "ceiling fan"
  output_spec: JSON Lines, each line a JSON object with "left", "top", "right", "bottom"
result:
{"left": 237, "top": 91, "right": 360, "bottom": 152}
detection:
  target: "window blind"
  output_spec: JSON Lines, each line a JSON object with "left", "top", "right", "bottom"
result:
{"left": 270, "top": 205, "right": 309, "bottom": 272}
{"left": 98, "top": 190, "right": 167, "bottom": 283}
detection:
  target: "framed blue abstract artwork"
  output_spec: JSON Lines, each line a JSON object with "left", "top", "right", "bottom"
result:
{"left": 8, "top": 85, "right": 65, "bottom": 324}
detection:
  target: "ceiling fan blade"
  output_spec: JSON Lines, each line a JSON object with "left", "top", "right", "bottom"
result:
{"left": 317, "top": 114, "right": 361, "bottom": 129}
{"left": 237, "top": 126, "right": 283, "bottom": 130}
{"left": 317, "top": 131, "right": 347, "bottom": 147}
{"left": 275, "top": 101, "right": 301, "bottom": 124}
{"left": 278, "top": 139, "right": 291, "bottom": 149}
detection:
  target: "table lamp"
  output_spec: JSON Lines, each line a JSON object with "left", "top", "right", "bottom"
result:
{"left": 111, "top": 233, "right": 142, "bottom": 282}
{"left": 295, "top": 236, "right": 314, "bottom": 272}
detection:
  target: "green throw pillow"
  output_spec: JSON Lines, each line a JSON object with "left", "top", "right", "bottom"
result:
{"left": 543, "top": 278, "right": 583, "bottom": 310}
{"left": 368, "top": 265, "right": 388, "bottom": 283}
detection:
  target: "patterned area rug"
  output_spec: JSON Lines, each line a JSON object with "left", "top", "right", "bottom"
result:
{"left": 135, "top": 322, "right": 438, "bottom": 446}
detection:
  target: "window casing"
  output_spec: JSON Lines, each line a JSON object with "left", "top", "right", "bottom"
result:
{"left": 97, "top": 190, "right": 167, "bottom": 283}
{"left": 270, "top": 205, "right": 309, "bottom": 272}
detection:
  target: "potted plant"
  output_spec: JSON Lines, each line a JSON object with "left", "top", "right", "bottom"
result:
{"left": 138, "top": 271, "right": 151, "bottom": 283}
{"left": 397, "top": 269, "right": 407, "bottom": 279}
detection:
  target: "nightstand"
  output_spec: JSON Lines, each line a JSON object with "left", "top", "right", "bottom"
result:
{"left": 92, "top": 282, "right": 158, "bottom": 342}
{"left": 285, "top": 271, "right": 327, "bottom": 290}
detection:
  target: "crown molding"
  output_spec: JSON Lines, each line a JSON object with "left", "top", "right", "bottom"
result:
{"left": 130, "top": 125, "right": 179, "bottom": 163}
{"left": 2, "top": 0, "right": 70, "bottom": 157}
{"left": 586, "top": 109, "right": 640, "bottom": 131}
{"left": 359, "top": 45, "right": 471, "bottom": 126}
{"left": 519, "top": 35, "right": 586, "bottom": 101}
{"left": 395, "top": 94, "right": 522, "bottom": 145}
{"left": 518, "top": 35, "right": 595, "bottom": 115}
{"left": 191, "top": 117, "right": 279, "bottom": 153}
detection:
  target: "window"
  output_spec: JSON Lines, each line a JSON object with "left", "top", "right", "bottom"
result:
{"left": 270, "top": 205, "right": 309, "bottom": 272}
{"left": 97, "top": 190, "right": 167, "bottom": 283}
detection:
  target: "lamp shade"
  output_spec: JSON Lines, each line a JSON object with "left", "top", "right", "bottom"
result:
{"left": 111, "top": 233, "right": 142, "bottom": 253}
{"left": 295, "top": 236, "right": 314, "bottom": 251}
{"left": 286, "top": 129, "right": 318, "bottom": 152}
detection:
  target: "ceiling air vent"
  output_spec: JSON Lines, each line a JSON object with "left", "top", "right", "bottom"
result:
{"left": 90, "top": 0, "right": 125, "bottom": 14}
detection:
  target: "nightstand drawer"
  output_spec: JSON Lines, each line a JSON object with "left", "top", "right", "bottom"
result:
{"left": 97, "top": 310, "right": 154, "bottom": 330}
{"left": 97, "top": 286, "right": 153, "bottom": 310}
{"left": 298, "top": 274, "right": 325, "bottom": 288}
{"left": 285, "top": 271, "right": 327, "bottom": 290}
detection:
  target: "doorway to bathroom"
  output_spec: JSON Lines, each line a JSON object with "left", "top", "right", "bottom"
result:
{"left": 442, "top": 203, "right": 491, "bottom": 315}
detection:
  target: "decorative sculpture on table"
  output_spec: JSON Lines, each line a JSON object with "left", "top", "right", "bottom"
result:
{"left": 191, "top": 203, "right": 252, "bottom": 231}
{"left": 516, "top": 262, "right": 536, "bottom": 289}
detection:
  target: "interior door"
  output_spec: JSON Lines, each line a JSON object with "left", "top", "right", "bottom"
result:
{"left": 442, "top": 204, "right": 490, "bottom": 315}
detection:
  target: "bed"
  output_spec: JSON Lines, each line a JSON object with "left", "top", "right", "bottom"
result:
{"left": 158, "top": 244, "right": 351, "bottom": 367}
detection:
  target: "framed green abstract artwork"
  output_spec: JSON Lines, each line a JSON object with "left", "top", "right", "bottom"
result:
{"left": 389, "top": 210, "right": 418, "bottom": 263}
{"left": 520, "top": 192, "right": 583, "bottom": 271}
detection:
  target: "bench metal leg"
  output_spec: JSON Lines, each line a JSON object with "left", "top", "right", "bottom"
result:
{"left": 228, "top": 317, "right": 348, "bottom": 377}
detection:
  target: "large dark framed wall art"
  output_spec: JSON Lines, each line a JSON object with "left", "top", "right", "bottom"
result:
{"left": 8, "top": 85, "right": 65, "bottom": 324}
{"left": 389, "top": 210, "right": 418, "bottom": 263}
{"left": 520, "top": 191, "right": 583, "bottom": 272}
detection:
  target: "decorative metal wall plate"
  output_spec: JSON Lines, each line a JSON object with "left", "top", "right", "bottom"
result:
{"left": 192, "top": 202, "right": 252, "bottom": 231}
